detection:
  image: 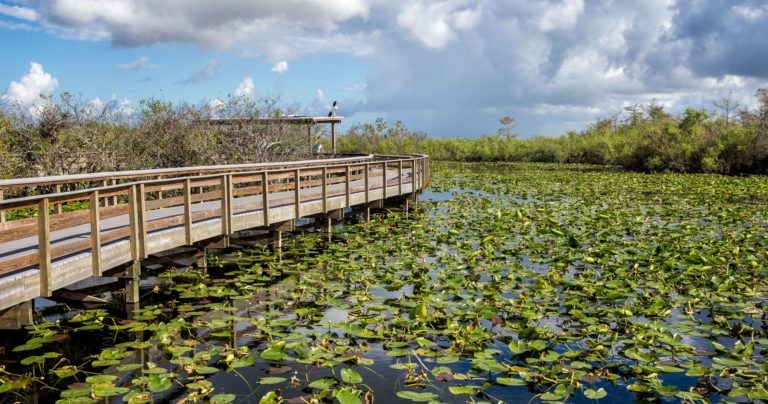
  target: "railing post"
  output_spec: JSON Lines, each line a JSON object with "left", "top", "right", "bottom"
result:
{"left": 262, "top": 172, "right": 270, "bottom": 226}
{"left": 322, "top": 167, "right": 328, "bottom": 213}
{"left": 221, "top": 175, "right": 232, "bottom": 236}
{"left": 137, "top": 183, "right": 147, "bottom": 259}
{"left": 90, "top": 191, "right": 102, "bottom": 276}
{"left": 128, "top": 185, "right": 141, "bottom": 260}
{"left": 110, "top": 179, "right": 117, "bottom": 206}
{"left": 411, "top": 158, "right": 416, "bottom": 192}
{"left": 364, "top": 163, "right": 370, "bottom": 204}
{"left": 54, "top": 184, "right": 62, "bottom": 214}
{"left": 38, "top": 198, "right": 52, "bottom": 297}
{"left": 0, "top": 189, "right": 5, "bottom": 223}
{"left": 345, "top": 165, "right": 351, "bottom": 207}
{"left": 398, "top": 160, "right": 403, "bottom": 196}
{"left": 294, "top": 169, "right": 301, "bottom": 218}
{"left": 183, "top": 179, "right": 193, "bottom": 245}
{"left": 102, "top": 180, "right": 109, "bottom": 205}
{"left": 382, "top": 162, "right": 387, "bottom": 200}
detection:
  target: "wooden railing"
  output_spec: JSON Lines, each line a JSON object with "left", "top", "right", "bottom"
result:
{"left": 0, "top": 154, "right": 429, "bottom": 311}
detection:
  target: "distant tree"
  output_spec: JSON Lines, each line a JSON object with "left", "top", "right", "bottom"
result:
{"left": 498, "top": 116, "right": 516, "bottom": 139}
{"left": 713, "top": 89, "right": 740, "bottom": 127}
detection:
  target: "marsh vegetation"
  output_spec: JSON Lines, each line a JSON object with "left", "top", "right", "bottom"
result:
{"left": 1, "top": 162, "right": 767, "bottom": 403}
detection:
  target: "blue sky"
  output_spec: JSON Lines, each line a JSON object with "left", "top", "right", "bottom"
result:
{"left": 1, "top": 0, "right": 768, "bottom": 137}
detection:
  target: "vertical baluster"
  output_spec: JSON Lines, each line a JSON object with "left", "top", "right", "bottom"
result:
{"left": 382, "top": 162, "right": 387, "bottom": 200}
{"left": 90, "top": 191, "right": 101, "bottom": 276}
{"left": 345, "top": 165, "right": 351, "bottom": 207}
{"left": 262, "top": 172, "right": 270, "bottom": 226}
{"left": 294, "top": 169, "right": 301, "bottom": 218}
{"left": 38, "top": 198, "right": 52, "bottom": 296}
{"left": 183, "top": 179, "right": 192, "bottom": 245}
{"left": 221, "top": 175, "right": 232, "bottom": 236}
{"left": 364, "top": 163, "right": 370, "bottom": 204}
{"left": 322, "top": 167, "right": 328, "bottom": 213}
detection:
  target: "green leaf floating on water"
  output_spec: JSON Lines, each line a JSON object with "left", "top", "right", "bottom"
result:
{"left": 341, "top": 368, "right": 363, "bottom": 384}
{"left": 309, "top": 378, "right": 337, "bottom": 390}
{"left": 259, "top": 377, "right": 287, "bottom": 385}
{"left": 210, "top": 393, "right": 237, "bottom": 404}
{"left": 147, "top": 374, "right": 173, "bottom": 393}
{"left": 333, "top": 387, "right": 363, "bottom": 404}
{"left": 584, "top": 388, "right": 607, "bottom": 400}
{"left": 449, "top": 385, "right": 481, "bottom": 396}
{"left": 396, "top": 390, "right": 440, "bottom": 402}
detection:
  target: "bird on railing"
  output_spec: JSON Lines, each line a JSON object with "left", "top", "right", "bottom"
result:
{"left": 327, "top": 101, "right": 337, "bottom": 117}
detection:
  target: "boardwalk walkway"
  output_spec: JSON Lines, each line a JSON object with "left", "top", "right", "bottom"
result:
{"left": 0, "top": 154, "right": 429, "bottom": 315}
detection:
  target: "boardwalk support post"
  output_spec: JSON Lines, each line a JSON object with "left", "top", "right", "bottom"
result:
{"left": 270, "top": 220, "right": 294, "bottom": 251}
{"left": 123, "top": 261, "right": 141, "bottom": 304}
{"left": 0, "top": 301, "right": 33, "bottom": 329}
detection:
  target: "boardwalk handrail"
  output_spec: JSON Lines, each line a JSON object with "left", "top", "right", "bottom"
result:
{"left": 0, "top": 154, "right": 375, "bottom": 191}
{"left": 0, "top": 154, "right": 429, "bottom": 312}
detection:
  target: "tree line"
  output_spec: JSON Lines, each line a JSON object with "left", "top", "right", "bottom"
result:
{"left": 3, "top": 89, "right": 768, "bottom": 179}
{"left": 337, "top": 89, "right": 768, "bottom": 175}
{"left": 0, "top": 93, "right": 314, "bottom": 179}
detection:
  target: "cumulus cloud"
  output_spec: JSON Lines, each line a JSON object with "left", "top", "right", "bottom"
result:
{"left": 0, "top": 4, "right": 37, "bottom": 21}
{"left": 397, "top": 1, "right": 481, "bottom": 49}
{"left": 271, "top": 61, "right": 288, "bottom": 74}
{"left": 116, "top": 56, "right": 158, "bottom": 71}
{"left": 539, "top": 0, "right": 585, "bottom": 31}
{"left": 14, "top": 0, "right": 768, "bottom": 136}
{"left": 177, "top": 59, "right": 220, "bottom": 85}
{"left": 30, "top": 0, "right": 375, "bottom": 60}
{"left": 234, "top": 76, "right": 255, "bottom": 98}
{"left": 1, "top": 62, "right": 59, "bottom": 116}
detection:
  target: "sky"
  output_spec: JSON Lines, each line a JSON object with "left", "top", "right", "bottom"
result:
{"left": 1, "top": 0, "right": 767, "bottom": 138}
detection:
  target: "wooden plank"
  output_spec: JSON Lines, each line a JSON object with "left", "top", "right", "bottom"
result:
{"left": 0, "top": 189, "right": 5, "bottom": 223}
{"left": 398, "top": 160, "right": 403, "bottom": 196}
{"left": 183, "top": 179, "right": 192, "bottom": 245}
{"left": 38, "top": 198, "right": 52, "bottom": 297}
{"left": 262, "top": 172, "right": 270, "bottom": 226}
{"left": 90, "top": 191, "right": 101, "bottom": 276}
{"left": 294, "top": 169, "right": 301, "bottom": 218}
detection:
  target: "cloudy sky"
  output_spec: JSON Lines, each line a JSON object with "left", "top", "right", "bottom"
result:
{"left": 1, "top": 0, "right": 767, "bottom": 137}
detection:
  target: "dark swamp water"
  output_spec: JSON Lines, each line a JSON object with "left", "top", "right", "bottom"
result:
{"left": 1, "top": 162, "right": 767, "bottom": 403}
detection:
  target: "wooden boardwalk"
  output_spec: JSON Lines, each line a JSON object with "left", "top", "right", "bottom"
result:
{"left": 0, "top": 154, "right": 429, "bottom": 315}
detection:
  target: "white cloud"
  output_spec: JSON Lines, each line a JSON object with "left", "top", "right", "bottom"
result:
{"left": 1, "top": 62, "right": 59, "bottom": 116}
{"left": 539, "top": 0, "right": 585, "bottom": 31}
{"left": 234, "top": 76, "right": 255, "bottom": 98}
{"left": 271, "top": 61, "right": 288, "bottom": 74}
{"left": 732, "top": 4, "right": 768, "bottom": 22}
{"left": 31, "top": 0, "right": 376, "bottom": 60}
{"left": 344, "top": 82, "right": 367, "bottom": 92}
{"left": 316, "top": 89, "right": 325, "bottom": 102}
{"left": 11, "top": 1, "right": 768, "bottom": 136}
{"left": 178, "top": 59, "right": 220, "bottom": 84}
{"left": 116, "top": 56, "right": 158, "bottom": 71}
{"left": 0, "top": 4, "right": 37, "bottom": 21}
{"left": 397, "top": 1, "right": 481, "bottom": 49}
